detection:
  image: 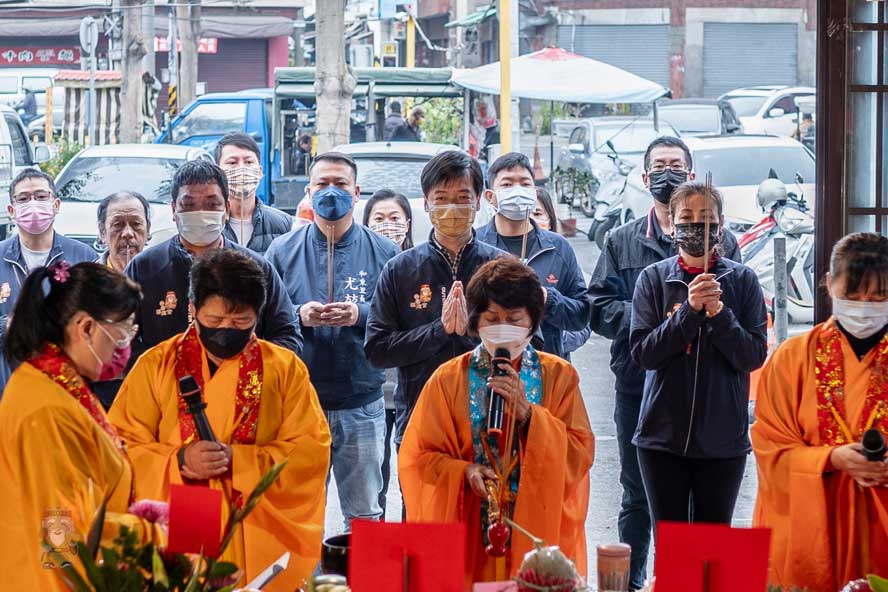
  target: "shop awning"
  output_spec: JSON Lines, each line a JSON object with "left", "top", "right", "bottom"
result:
{"left": 274, "top": 67, "right": 463, "bottom": 99}
{"left": 444, "top": 6, "right": 496, "bottom": 29}
{"left": 450, "top": 46, "right": 669, "bottom": 104}
{"left": 154, "top": 14, "right": 294, "bottom": 38}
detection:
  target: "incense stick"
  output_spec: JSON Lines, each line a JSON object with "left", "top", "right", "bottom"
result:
{"left": 520, "top": 206, "right": 531, "bottom": 263}
{"left": 703, "top": 172, "right": 713, "bottom": 275}
{"left": 327, "top": 225, "right": 334, "bottom": 304}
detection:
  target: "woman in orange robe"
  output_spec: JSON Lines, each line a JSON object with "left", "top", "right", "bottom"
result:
{"left": 752, "top": 232, "right": 888, "bottom": 591}
{"left": 399, "top": 258, "right": 595, "bottom": 588}
{"left": 0, "top": 262, "right": 163, "bottom": 591}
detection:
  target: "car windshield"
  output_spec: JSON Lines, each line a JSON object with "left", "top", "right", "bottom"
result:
{"left": 724, "top": 96, "right": 767, "bottom": 117}
{"left": 661, "top": 106, "right": 720, "bottom": 134}
{"left": 593, "top": 123, "right": 667, "bottom": 154}
{"left": 352, "top": 156, "right": 429, "bottom": 199}
{"left": 694, "top": 146, "right": 816, "bottom": 187}
{"left": 56, "top": 156, "right": 183, "bottom": 202}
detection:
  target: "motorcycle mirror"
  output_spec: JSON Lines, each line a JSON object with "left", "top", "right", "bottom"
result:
{"left": 795, "top": 172, "right": 804, "bottom": 185}
{"left": 606, "top": 140, "right": 618, "bottom": 155}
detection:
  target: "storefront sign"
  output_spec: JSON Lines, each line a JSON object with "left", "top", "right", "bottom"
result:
{"left": 154, "top": 37, "right": 218, "bottom": 54}
{"left": 0, "top": 47, "right": 81, "bottom": 66}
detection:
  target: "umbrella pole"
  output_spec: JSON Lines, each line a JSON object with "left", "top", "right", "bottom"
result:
{"left": 549, "top": 100, "right": 555, "bottom": 179}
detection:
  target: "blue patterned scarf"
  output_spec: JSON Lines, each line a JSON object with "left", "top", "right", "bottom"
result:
{"left": 468, "top": 344, "right": 543, "bottom": 543}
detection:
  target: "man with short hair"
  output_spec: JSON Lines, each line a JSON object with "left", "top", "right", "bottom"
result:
{"left": 587, "top": 136, "right": 741, "bottom": 590}
{"left": 125, "top": 159, "right": 302, "bottom": 358}
{"left": 267, "top": 151, "right": 399, "bottom": 530}
{"left": 383, "top": 101, "right": 405, "bottom": 141}
{"left": 97, "top": 191, "right": 151, "bottom": 272}
{"left": 478, "top": 152, "right": 589, "bottom": 359}
{"left": 365, "top": 150, "right": 504, "bottom": 446}
{"left": 111, "top": 249, "right": 330, "bottom": 591}
{"left": 391, "top": 106, "right": 425, "bottom": 142}
{"left": 0, "top": 169, "right": 96, "bottom": 389}
{"left": 216, "top": 132, "right": 293, "bottom": 254}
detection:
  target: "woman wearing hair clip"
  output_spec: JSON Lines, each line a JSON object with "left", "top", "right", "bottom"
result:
{"left": 0, "top": 262, "right": 165, "bottom": 590}
{"left": 629, "top": 182, "right": 767, "bottom": 531}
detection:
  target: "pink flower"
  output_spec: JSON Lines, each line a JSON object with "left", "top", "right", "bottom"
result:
{"left": 128, "top": 499, "right": 169, "bottom": 526}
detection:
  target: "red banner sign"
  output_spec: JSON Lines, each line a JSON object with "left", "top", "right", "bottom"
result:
{"left": 154, "top": 37, "right": 218, "bottom": 54}
{"left": 0, "top": 47, "right": 81, "bottom": 66}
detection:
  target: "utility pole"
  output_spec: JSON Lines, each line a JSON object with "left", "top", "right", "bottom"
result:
{"left": 167, "top": 2, "right": 178, "bottom": 121}
{"left": 176, "top": 0, "right": 200, "bottom": 109}
{"left": 120, "top": 0, "right": 147, "bottom": 143}
{"left": 406, "top": 6, "right": 415, "bottom": 68}
{"left": 142, "top": 0, "right": 155, "bottom": 75}
{"left": 314, "top": 0, "right": 356, "bottom": 152}
{"left": 498, "top": 0, "right": 512, "bottom": 152}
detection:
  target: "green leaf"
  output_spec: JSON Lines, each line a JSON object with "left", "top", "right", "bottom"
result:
{"left": 207, "top": 560, "right": 239, "bottom": 579}
{"left": 184, "top": 552, "right": 204, "bottom": 592}
{"left": 217, "top": 460, "right": 288, "bottom": 556}
{"left": 152, "top": 546, "right": 170, "bottom": 588}
{"left": 86, "top": 499, "right": 108, "bottom": 559}
{"left": 868, "top": 575, "right": 888, "bottom": 592}
{"left": 41, "top": 543, "right": 91, "bottom": 592}
{"left": 76, "top": 541, "right": 107, "bottom": 591}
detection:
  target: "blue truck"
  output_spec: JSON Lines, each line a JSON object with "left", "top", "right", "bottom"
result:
{"left": 156, "top": 67, "right": 465, "bottom": 212}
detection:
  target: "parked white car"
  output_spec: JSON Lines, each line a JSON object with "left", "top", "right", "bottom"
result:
{"left": 619, "top": 135, "right": 816, "bottom": 234}
{"left": 718, "top": 86, "right": 815, "bottom": 137}
{"left": 53, "top": 144, "right": 213, "bottom": 251}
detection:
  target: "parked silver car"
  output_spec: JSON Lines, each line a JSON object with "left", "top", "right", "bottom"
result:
{"left": 53, "top": 144, "right": 213, "bottom": 251}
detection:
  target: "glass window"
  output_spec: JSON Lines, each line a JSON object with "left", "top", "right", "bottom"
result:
{"left": 4, "top": 115, "right": 30, "bottom": 165}
{"left": 693, "top": 146, "right": 816, "bottom": 188}
{"left": 171, "top": 102, "right": 247, "bottom": 144}
{"left": 659, "top": 105, "right": 721, "bottom": 134}
{"left": 849, "top": 92, "right": 877, "bottom": 208}
{"left": 848, "top": 215, "right": 876, "bottom": 233}
{"left": 771, "top": 95, "right": 799, "bottom": 116}
{"left": 851, "top": 0, "right": 880, "bottom": 23}
{"left": 352, "top": 156, "right": 428, "bottom": 200}
{"left": 21, "top": 77, "right": 51, "bottom": 93}
{"left": 724, "top": 96, "right": 766, "bottom": 117}
{"left": 56, "top": 157, "right": 184, "bottom": 203}
{"left": 593, "top": 122, "right": 677, "bottom": 154}
{"left": 851, "top": 31, "right": 878, "bottom": 85}
{"left": 568, "top": 126, "right": 587, "bottom": 147}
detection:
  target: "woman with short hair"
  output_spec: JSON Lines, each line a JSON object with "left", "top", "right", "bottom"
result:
{"left": 398, "top": 257, "right": 595, "bottom": 586}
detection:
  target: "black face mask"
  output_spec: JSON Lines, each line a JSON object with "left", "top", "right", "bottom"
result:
{"left": 197, "top": 322, "right": 254, "bottom": 359}
{"left": 673, "top": 222, "right": 720, "bottom": 258}
{"left": 648, "top": 169, "right": 689, "bottom": 204}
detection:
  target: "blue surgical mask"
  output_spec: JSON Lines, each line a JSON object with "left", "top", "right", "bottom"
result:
{"left": 312, "top": 186, "right": 354, "bottom": 222}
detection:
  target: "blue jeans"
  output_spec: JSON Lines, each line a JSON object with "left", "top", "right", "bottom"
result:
{"left": 325, "top": 395, "right": 386, "bottom": 532}
{"left": 615, "top": 390, "right": 652, "bottom": 590}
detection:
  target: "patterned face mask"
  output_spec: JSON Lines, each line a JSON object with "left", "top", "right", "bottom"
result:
{"left": 225, "top": 165, "right": 262, "bottom": 199}
{"left": 369, "top": 220, "right": 408, "bottom": 247}
{"left": 673, "top": 222, "right": 720, "bottom": 257}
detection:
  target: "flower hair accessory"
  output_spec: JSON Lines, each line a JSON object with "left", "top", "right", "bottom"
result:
{"left": 49, "top": 261, "right": 71, "bottom": 284}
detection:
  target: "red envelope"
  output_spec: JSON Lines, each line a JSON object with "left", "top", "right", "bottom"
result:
{"left": 349, "top": 521, "right": 466, "bottom": 592}
{"left": 167, "top": 484, "right": 223, "bottom": 558}
{"left": 654, "top": 522, "right": 771, "bottom": 592}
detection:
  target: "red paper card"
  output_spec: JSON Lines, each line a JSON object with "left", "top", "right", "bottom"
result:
{"left": 349, "top": 521, "right": 466, "bottom": 592}
{"left": 654, "top": 522, "right": 771, "bottom": 592}
{"left": 167, "top": 484, "right": 223, "bottom": 558}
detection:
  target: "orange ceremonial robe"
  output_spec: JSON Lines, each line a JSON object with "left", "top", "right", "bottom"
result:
{"left": 109, "top": 335, "right": 331, "bottom": 592}
{"left": 398, "top": 351, "right": 595, "bottom": 589}
{"left": 751, "top": 320, "right": 888, "bottom": 591}
{"left": 0, "top": 362, "right": 163, "bottom": 591}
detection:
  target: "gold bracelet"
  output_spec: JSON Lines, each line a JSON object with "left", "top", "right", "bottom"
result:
{"left": 706, "top": 301, "right": 725, "bottom": 318}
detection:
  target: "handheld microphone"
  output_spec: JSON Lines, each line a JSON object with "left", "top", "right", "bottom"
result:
{"left": 178, "top": 375, "right": 217, "bottom": 442}
{"left": 486, "top": 348, "right": 511, "bottom": 436}
{"left": 862, "top": 428, "right": 886, "bottom": 462}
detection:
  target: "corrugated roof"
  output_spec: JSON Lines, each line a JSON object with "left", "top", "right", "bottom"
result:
{"left": 54, "top": 70, "right": 122, "bottom": 82}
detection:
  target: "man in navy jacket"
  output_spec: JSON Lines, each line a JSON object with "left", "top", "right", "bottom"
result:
{"left": 477, "top": 152, "right": 589, "bottom": 359}
{"left": 267, "top": 152, "right": 399, "bottom": 530}
{"left": 365, "top": 150, "right": 504, "bottom": 445}
{"left": 0, "top": 169, "right": 97, "bottom": 390}
{"left": 126, "top": 160, "right": 302, "bottom": 360}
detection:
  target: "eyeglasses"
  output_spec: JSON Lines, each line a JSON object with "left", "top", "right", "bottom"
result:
{"left": 647, "top": 164, "right": 689, "bottom": 175}
{"left": 12, "top": 191, "right": 53, "bottom": 204}
{"left": 98, "top": 320, "right": 139, "bottom": 349}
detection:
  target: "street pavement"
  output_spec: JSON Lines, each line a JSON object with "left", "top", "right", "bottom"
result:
{"left": 324, "top": 214, "right": 793, "bottom": 586}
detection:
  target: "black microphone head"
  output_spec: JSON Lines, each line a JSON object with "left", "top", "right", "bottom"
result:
{"left": 178, "top": 375, "right": 202, "bottom": 408}
{"left": 492, "top": 348, "right": 511, "bottom": 376}
{"left": 493, "top": 348, "right": 511, "bottom": 360}
{"left": 863, "top": 428, "right": 886, "bottom": 459}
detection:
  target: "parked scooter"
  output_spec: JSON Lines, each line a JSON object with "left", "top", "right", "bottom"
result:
{"left": 740, "top": 170, "right": 815, "bottom": 323}
{"left": 586, "top": 141, "right": 635, "bottom": 247}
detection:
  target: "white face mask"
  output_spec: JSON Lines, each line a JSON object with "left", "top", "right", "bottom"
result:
{"left": 478, "top": 324, "right": 532, "bottom": 360}
{"left": 176, "top": 210, "right": 225, "bottom": 247}
{"left": 833, "top": 297, "right": 888, "bottom": 339}
{"left": 495, "top": 186, "right": 537, "bottom": 222}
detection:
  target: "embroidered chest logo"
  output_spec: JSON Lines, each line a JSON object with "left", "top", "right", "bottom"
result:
{"left": 410, "top": 284, "right": 433, "bottom": 310}
{"left": 0, "top": 282, "right": 11, "bottom": 304}
{"left": 344, "top": 270, "right": 369, "bottom": 304}
{"left": 41, "top": 507, "right": 77, "bottom": 568}
{"left": 156, "top": 290, "right": 178, "bottom": 317}
{"left": 546, "top": 273, "right": 558, "bottom": 285}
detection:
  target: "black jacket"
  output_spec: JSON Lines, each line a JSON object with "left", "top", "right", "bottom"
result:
{"left": 629, "top": 255, "right": 767, "bottom": 458}
{"left": 390, "top": 122, "right": 421, "bottom": 142}
{"left": 126, "top": 236, "right": 303, "bottom": 358}
{"left": 266, "top": 223, "right": 399, "bottom": 410}
{"left": 588, "top": 209, "right": 740, "bottom": 394}
{"left": 383, "top": 114, "right": 405, "bottom": 141}
{"left": 222, "top": 201, "right": 293, "bottom": 255}
{"left": 475, "top": 219, "right": 589, "bottom": 359}
{"left": 364, "top": 233, "right": 505, "bottom": 440}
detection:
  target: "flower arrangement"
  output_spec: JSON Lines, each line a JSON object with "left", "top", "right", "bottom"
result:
{"left": 44, "top": 461, "right": 288, "bottom": 592}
